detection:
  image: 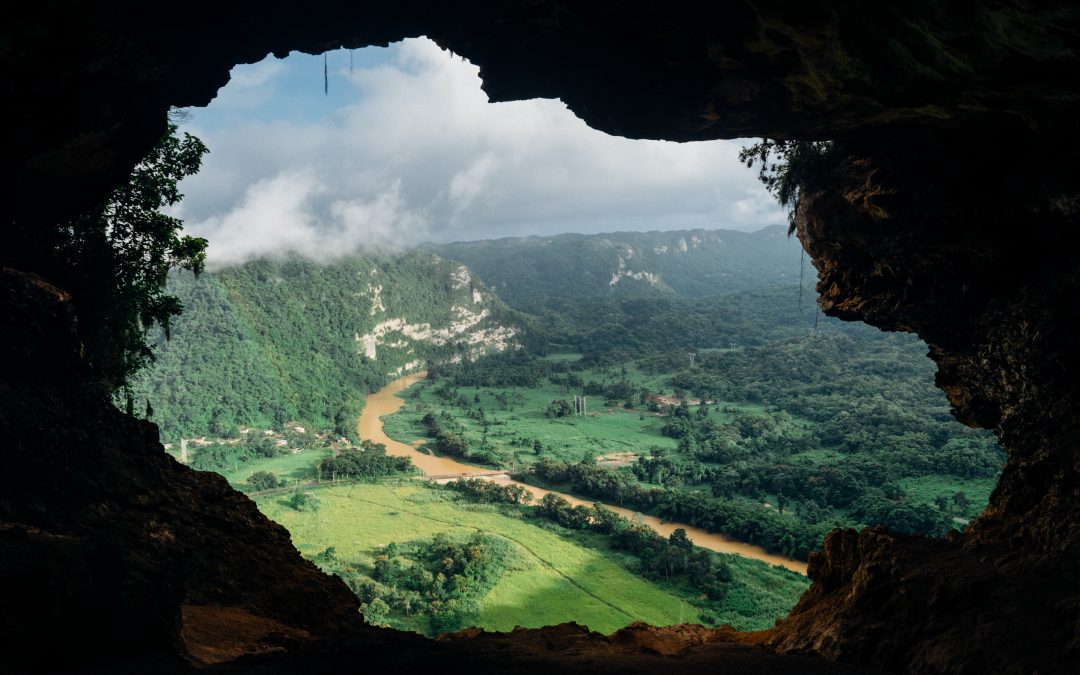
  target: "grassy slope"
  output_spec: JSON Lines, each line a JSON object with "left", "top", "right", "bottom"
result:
{"left": 255, "top": 482, "right": 697, "bottom": 634}
{"left": 194, "top": 386, "right": 807, "bottom": 632}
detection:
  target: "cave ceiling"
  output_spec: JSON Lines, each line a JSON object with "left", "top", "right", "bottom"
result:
{"left": 3, "top": 1, "right": 1078, "bottom": 224}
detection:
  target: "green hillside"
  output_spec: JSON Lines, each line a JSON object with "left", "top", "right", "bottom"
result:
{"left": 133, "top": 251, "right": 530, "bottom": 441}
{"left": 429, "top": 225, "right": 803, "bottom": 308}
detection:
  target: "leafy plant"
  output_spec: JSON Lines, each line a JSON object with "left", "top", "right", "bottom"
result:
{"left": 739, "top": 139, "right": 833, "bottom": 231}
{"left": 286, "top": 490, "right": 320, "bottom": 512}
{"left": 246, "top": 470, "right": 278, "bottom": 491}
{"left": 53, "top": 121, "right": 209, "bottom": 394}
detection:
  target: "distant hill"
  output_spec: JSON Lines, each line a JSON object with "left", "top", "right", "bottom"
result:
{"left": 428, "top": 226, "right": 804, "bottom": 310}
{"left": 136, "top": 227, "right": 812, "bottom": 439}
{"left": 133, "top": 252, "right": 529, "bottom": 440}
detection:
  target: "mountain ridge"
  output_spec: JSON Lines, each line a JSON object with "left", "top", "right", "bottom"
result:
{"left": 426, "top": 225, "right": 802, "bottom": 308}
{"left": 133, "top": 250, "right": 529, "bottom": 440}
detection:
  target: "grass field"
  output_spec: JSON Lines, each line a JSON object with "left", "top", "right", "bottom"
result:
{"left": 382, "top": 358, "right": 805, "bottom": 472}
{"left": 219, "top": 448, "right": 331, "bottom": 489}
{"left": 256, "top": 481, "right": 708, "bottom": 634}
{"left": 545, "top": 518, "right": 809, "bottom": 629}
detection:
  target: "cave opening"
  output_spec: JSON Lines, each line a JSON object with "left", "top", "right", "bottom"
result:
{"left": 134, "top": 39, "right": 1005, "bottom": 652}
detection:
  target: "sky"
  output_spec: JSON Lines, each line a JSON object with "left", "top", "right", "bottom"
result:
{"left": 173, "top": 38, "right": 785, "bottom": 268}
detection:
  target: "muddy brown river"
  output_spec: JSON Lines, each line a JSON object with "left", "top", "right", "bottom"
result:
{"left": 359, "top": 372, "right": 807, "bottom": 575}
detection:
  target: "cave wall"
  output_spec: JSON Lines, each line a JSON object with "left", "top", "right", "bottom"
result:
{"left": 0, "top": 268, "right": 364, "bottom": 672}
{"left": 766, "top": 122, "right": 1080, "bottom": 671}
{"left": 2, "top": 2, "right": 1080, "bottom": 673}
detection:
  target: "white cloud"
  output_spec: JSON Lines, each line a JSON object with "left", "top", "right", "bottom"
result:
{"left": 176, "top": 38, "right": 785, "bottom": 267}
{"left": 227, "top": 59, "right": 286, "bottom": 89}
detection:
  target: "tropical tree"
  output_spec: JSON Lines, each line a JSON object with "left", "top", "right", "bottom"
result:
{"left": 52, "top": 121, "right": 209, "bottom": 395}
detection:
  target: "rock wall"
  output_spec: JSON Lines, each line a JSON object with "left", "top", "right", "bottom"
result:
{"left": 767, "top": 126, "right": 1080, "bottom": 671}
{"left": 0, "top": 269, "right": 362, "bottom": 672}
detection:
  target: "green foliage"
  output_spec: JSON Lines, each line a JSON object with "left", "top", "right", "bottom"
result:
{"left": 246, "top": 470, "right": 278, "bottom": 491}
{"left": 318, "top": 440, "right": 414, "bottom": 480}
{"left": 50, "top": 123, "right": 209, "bottom": 392}
{"left": 393, "top": 305, "right": 1004, "bottom": 557}
{"left": 545, "top": 399, "right": 573, "bottom": 418}
{"left": 430, "top": 226, "right": 802, "bottom": 308}
{"left": 369, "top": 533, "right": 515, "bottom": 633}
{"left": 445, "top": 478, "right": 532, "bottom": 505}
{"left": 285, "top": 490, "right": 320, "bottom": 512}
{"left": 189, "top": 431, "right": 289, "bottom": 473}
{"left": 133, "top": 252, "right": 528, "bottom": 440}
{"left": 739, "top": 139, "right": 833, "bottom": 230}
{"left": 529, "top": 458, "right": 829, "bottom": 559}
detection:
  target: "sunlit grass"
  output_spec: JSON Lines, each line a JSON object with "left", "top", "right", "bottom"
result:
{"left": 216, "top": 448, "right": 331, "bottom": 489}
{"left": 255, "top": 482, "right": 694, "bottom": 634}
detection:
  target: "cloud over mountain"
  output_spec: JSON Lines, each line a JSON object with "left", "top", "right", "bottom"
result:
{"left": 174, "top": 38, "right": 784, "bottom": 268}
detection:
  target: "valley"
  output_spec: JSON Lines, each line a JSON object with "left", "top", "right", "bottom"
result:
{"left": 233, "top": 372, "right": 809, "bottom": 635}
{"left": 141, "top": 226, "right": 1004, "bottom": 637}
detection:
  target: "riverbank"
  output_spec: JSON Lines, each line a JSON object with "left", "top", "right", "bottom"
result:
{"left": 360, "top": 373, "right": 807, "bottom": 575}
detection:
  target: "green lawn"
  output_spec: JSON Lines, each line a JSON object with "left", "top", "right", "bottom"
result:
{"left": 255, "top": 482, "right": 701, "bottom": 634}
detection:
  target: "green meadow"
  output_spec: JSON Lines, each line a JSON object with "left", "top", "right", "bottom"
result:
{"left": 200, "top": 443, "right": 807, "bottom": 635}
{"left": 257, "top": 481, "right": 699, "bottom": 633}
{"left": 220, "top": 447, "right": 331, "bottom": 488}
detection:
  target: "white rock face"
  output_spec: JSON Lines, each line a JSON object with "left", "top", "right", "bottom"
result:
{"left": 451, "top": 265, "right": 471, "bottom": 290}
{"left": 472, "top": 287, "right": 483, "bottom": 304}
{"left": 354, "top": 306, "right": 518, "bottom": 361}
{"left": 678, "top": 238, "right": 689, "bottom": 252}
{"left": 368, "top": 284, "right": 386, "bottom": 315}
{"left": 358, "top": 332, "right": 378, "bottom": 359}
{"left": 654, "top": 244, "right": 669, "bottom": 254}
{"left": 609, "top": 255, "right": 659, "bottom": 286}
{"left": 390, "top": 359, "right": 425, "bottom": 378}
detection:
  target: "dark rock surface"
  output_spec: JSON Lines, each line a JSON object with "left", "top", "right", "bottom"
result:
{"left": 0, "top": 269, "right": 361, "bottom": 673}
{"left": 2, "top": 2, "right": 1080, "bottom": 673}
{"left": 768, "top": 124, "right": 1080, "bottom": 671}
